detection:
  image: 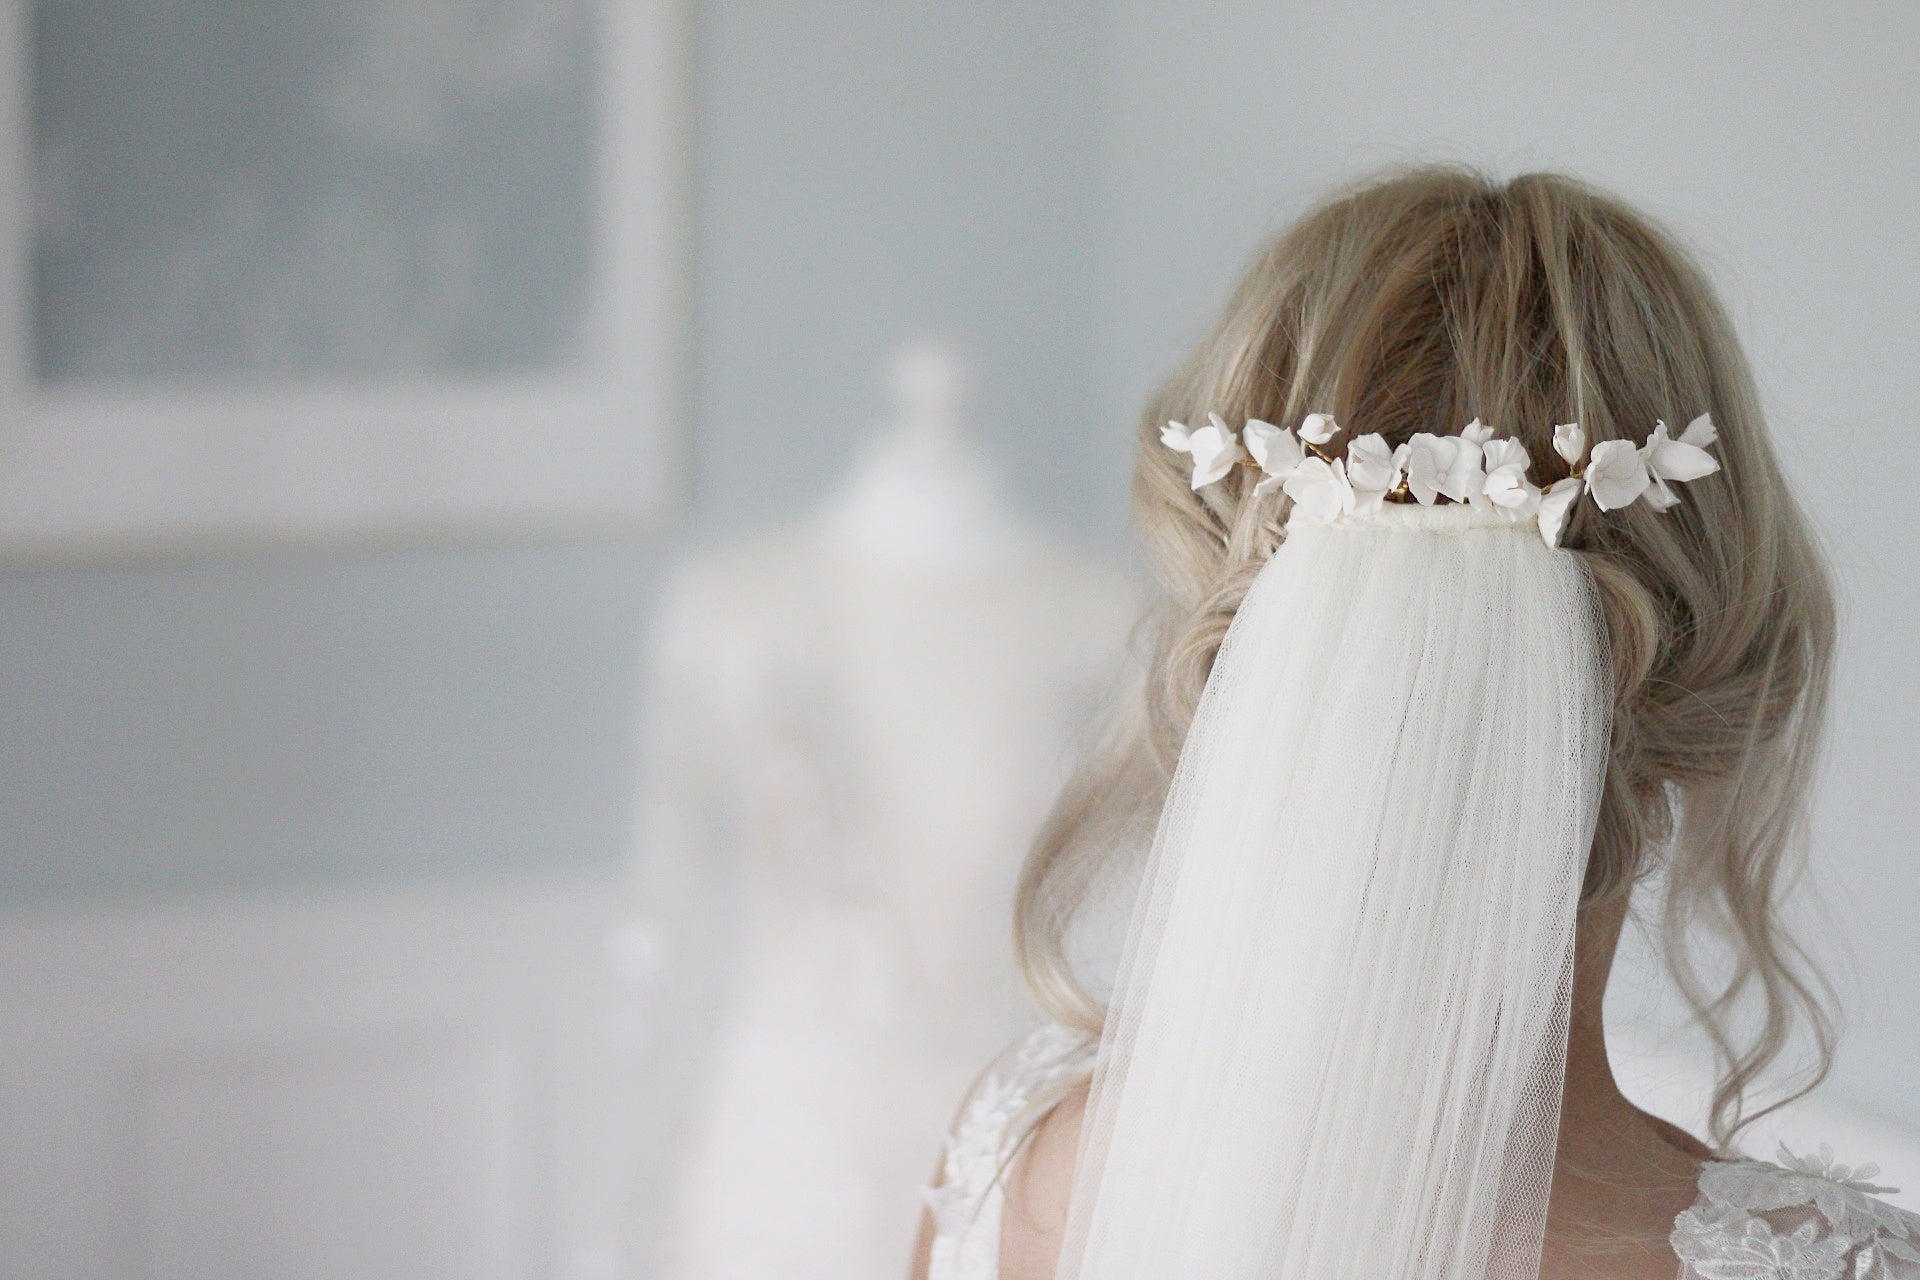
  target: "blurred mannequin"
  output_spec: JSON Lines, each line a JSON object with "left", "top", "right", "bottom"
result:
{"left": 631, "top": 340, "right": 1135, "bottom": 1280}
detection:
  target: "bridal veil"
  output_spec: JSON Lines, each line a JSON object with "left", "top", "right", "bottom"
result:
{"left": 1057, "top": 502, "right": 1611, "bottom": 1279}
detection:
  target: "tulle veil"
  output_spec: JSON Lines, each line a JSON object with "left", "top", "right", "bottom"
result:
{"left": 1056, "top": 502, "right": 1611, "bottom": 1279}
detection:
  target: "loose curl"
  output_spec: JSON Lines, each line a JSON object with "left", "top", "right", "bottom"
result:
{"left": 1014, "top": 166, "right": 1837, "bottom": 1149}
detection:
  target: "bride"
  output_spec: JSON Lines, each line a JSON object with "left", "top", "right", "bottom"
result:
{"left": 910, "top": 168, "right": 1917, "bottom": 1279}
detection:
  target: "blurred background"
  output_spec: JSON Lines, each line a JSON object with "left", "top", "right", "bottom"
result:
{"left": 0, "top": 2, "right": 1915, "bottom": 1278}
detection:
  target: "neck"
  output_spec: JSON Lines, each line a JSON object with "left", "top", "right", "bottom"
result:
{"left": 1541, "top": 895, "right": 1713, "bottom": 1274}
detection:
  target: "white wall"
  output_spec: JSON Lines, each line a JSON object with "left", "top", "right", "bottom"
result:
{"left": 0, "top": 9, "right": 1117, "bottom": 1270}
{"left": 0, "top": 0, "right": 1116, "bottom": 904}
{"left": 1095, "top": 0, "right": 1920, "bottom": 1128}
{"left": 0, "top": 872, "right": 646, "bottom": 1280}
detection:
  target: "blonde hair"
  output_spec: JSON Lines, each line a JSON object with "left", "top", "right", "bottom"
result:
{"left": 1015, "top": 166, "right": 1836, "bottom": 1149}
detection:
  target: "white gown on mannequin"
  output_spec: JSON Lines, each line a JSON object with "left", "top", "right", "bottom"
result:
{"left": 632, "top": 344, "right": 1136, "bottom": 1280}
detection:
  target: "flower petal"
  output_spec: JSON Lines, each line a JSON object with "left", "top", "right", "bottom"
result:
{"left": 1481, "top": 438, "right": 1530, "bottom": 474}
{"left": 1552, "top": 422, "right": 1586, "bottom": 466}
{"left": 1243, "top": 419, "right": 1278, "bottom": 466}
{"left": 1679, "top": 412, "right": 1717, "bottom": 448}
{"left": 1298, "top": 412, "right": 1338, "bottom": 445}
{"left": 1244, "top": 419, "right": 1304, "bottom": 478}
{"left": 1584, "top": 439, "right": 1651, "bottom": 510}
{"left": 1641, "top": 474, "right": 1681, "bottom": 511}
{"left": 1440, "top": 437, "right": 1485, "bottom": 504}
{"left": 1403, "top": 433, "right": 1451, "bottom": 505}
{"left": 1484, "top": 467, "right": 1541, "bottom": 515}
{"left": 1346, "top": 432, "right": 1400, "bottom": 494}
{"left": 1644, "top": 431, "right": 1720, "bottom": 483}
{"left": 1161, "top": 420, "right": 1194, "bottom": 452}
{"left": 1538, "top": 477, "right": 1583, "bottom": 548}
{"left": 1282, "top": 456, "right": 1354, "bottom": 523}
{"left": 1461, "top": 418, "right": 1495, "bottom": 445}
{"left": 1186, "top": 422, "right": 1246, "bottom": 489}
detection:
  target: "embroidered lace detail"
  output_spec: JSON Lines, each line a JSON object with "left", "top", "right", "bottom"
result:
{"left": 924, "top": 1023, "right": 1096, "bottom": 1280}
{"left": 1672, "top": 1145, "right": 1920, "bottom": 1280}
{"left": 928, "top": 1034, "right": 1919, "bottom": 1280}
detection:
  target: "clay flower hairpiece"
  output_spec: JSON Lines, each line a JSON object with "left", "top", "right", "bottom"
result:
{"left": 1162, "top": 412, "right": 1720, "bottom": 548}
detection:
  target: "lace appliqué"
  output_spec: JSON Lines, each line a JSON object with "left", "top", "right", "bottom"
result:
{"left": 1673, "top": 1145, "right": 1920, "bottom": 1280}
{"left": 924, "top": 1023, "right": 1096, "bottom": 1280}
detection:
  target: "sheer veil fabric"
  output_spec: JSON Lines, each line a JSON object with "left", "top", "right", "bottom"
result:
{"left": 1058, "top": 503, "right": 1611, "bottom": 1280}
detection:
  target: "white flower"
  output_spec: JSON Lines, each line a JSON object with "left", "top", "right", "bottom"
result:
{"left": 1480, "top": 437, "right": 1529, "bottom": 476}
{"left": 1344, "top": 433, "right": 1400, "bottom": 516}
{"left": 1669, "top": 1208, "right": 1849, "bottom": 1280}
{"left": 1697, "top": 1150, "right": 1920, "bottom": 1246}
{"left": 1640, "top": 416, "right": 1721, "bottom": 511}
{"left": 1448, "top": 432, "right": 1488, "bottom": 504}
{"left": 1282, "top": 455, "right": 1354, "bottom": 524}
{"left": 1552, "top": 422, "right": 1586, "bottom": 466}
{"left": 1399, "top": 432, "right": 1485, "bottom": 505}
{"left": 1160, "top": 419, "right": 1194, "bottom": 452}
{"left": 1681, "top": 411, "right": 1718, "bottom": 449}
{"left": 1298, "top": 412, "right": 1338, "bottom": 445}
{"left": 1245, "top": 418, "right": 1305, "bottom": 497}
{"left": 1480, "top": 437, "right": 1541, "bottom": 519}
{"left": 1537, "top": 477, "right": 1583, "bottom": 548}
{"left": 1775, "top": 1143, "right": 1899, "bottom": 1197}
{"left": 1583, "top": 438, "right": 1650, "bottom": 510}
{"left": 1770, "top": 1145, "right": 1919, "bottom": 1241}
{"left": 1182, "top": 412, "right": 1246, "bottom": 489}
{"left": 1398, "top": 434, "right": 1447, "bottom": 505}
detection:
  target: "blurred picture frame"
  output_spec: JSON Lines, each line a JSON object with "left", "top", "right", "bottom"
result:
{"left": 0, "top": 0, "right": 685, "bottom": 561}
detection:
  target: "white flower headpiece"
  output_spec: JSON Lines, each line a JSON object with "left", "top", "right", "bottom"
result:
{"left": 1161, "top": 411, "right": 1720, "bottom": 548}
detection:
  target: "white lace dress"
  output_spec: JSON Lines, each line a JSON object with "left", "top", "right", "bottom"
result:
{"left": 926, "top": 1025, "right": 1920, "bottom": 1280}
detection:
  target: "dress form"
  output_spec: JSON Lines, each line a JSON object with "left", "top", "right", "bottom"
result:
{"left": 820, "top": 337, "right": 1037, "bottom": 568}
{"left": 635, "top": 340, "right": 1135, "bottom": 1280}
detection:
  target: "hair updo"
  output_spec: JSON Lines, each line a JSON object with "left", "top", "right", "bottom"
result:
{"left": 1015, "top": 166, "right": 1836, "bottom": 1147}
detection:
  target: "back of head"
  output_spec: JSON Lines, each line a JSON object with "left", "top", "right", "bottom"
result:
{"left": 1018, "top": 166, "right": 1836, "bottom": 1147}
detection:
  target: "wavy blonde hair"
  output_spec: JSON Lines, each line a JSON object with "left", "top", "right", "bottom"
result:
{"left": 1015, "top": 166, "right": 1836, "bottom": 1149}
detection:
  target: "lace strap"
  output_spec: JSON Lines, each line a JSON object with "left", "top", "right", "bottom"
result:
{"left": 1672, "top": 1146, "right": 1920, "bottom": 1280}
{"left": 925, "top": 1024, "right": 1097, "bottom": 1280}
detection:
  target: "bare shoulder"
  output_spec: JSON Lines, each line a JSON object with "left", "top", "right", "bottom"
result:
{"left": 999, "top": 1079, "right": 1089, "bottom": 1280}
